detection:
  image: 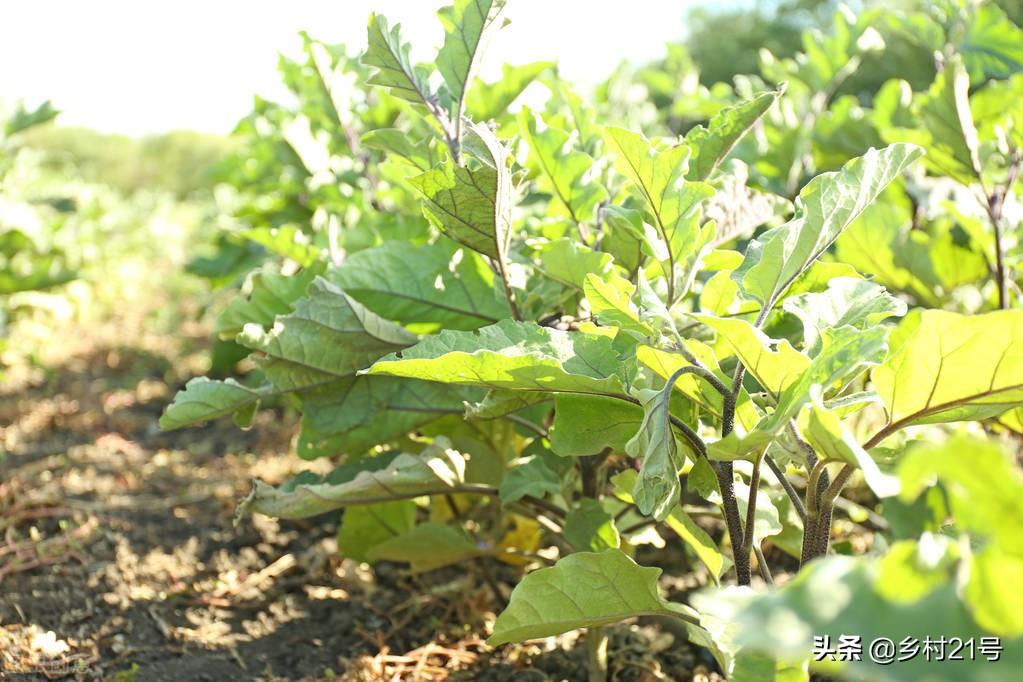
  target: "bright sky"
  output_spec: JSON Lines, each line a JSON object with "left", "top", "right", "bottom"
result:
{"left": 1, "top": 1, "right": 710, "bottom": 136}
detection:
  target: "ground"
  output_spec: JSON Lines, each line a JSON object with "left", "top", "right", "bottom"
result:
{"left": 0, "top": 296, "right": 721, "bottom": 681}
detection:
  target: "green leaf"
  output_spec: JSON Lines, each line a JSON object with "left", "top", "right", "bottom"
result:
{"left": 564, "top": 499, "right": 621, "bottom": 552}
{"left": 363, "top": 13, "right": 435, "bottom": 106}
{"left": 365, "top": 319, "right": 627, "bottom": 396}
{"left": 782, "top": 278, "right": 906, "bottom": 355}
{"left": 684, "top": 89, "right": 782, "bottom": 181}
{"left": 238, "top": 277, "right": 418, "bottom": 392}
{"left": 584, "top": 272, "right": 655, "bottom": 337}
{"left": 361, "top": 129, "right": 444, "bottom": 172}
{"left": 488, "top": 550, "right": 697, "bottom": 646}
{"left": 436, "top": 0, "right": 506, "bottom": 117}
{"left": 665, "top": 507, "right": 728, "bottom": 582}
{"left": 366, "top": 522, "right": 488, "bottom": 572}
{"left": 466, "top": 62, "right": 553, "bottom": 121}
{"left": 959, "top": 3, "right": 1023, "bottom": 81}
{"left": 735, "top": 478, "right": 782, "bottom": 545}
{"left": 967, "top": 546, "right": 1023, "bottom": 637}
{"left": 694, "top": 314, "right": 810, "bottom": 397}
{"left": 898, "top": 436, "right": 1023, "bottom": 556}
{"left": 693, "top": 555, "right": 1023, "bottom": 682}
{"left": 537, "top": 238, "right": 613, "bottom": 289}
{"left": 499, "top": 452, "right": 567, "bottom": 504}
{"left": 408, "top": 123, "right": 512, "bottom": 261}
{"left": 802, "top": 387, "right": 900, "bottom": 498}
{"left": 627, "top": 387, "right": 685, "bottom": 521}
{"left": 603, "top": 126, "right": 714, "bottom": 301}
{"left": 160, "top": 378, "right": 262, "bottom": 431}
{"left": 296, "top": 376, "right": 478, "bottom": 460}
{"left": 237, "top": 439, "right": 466, "bottom": 519}
{"left": 732, "top": 144, "right": 922, "bottom": 307}
{"left": 328, "top": 241, "right": 508, "bottom": 333}
{"left": 872, "top": 310, "right": 1023, "bottom": 434}
{"left": 519, "top": 106, "right": 608, "bottom": 224}
{"left": 337, "top": 501, "right": 416, "bottom": 563}
{"left": 550, "top": 394, "right": 643, "bottom": 457}
{"left": 215, "top": 265, "right": 322, "bottom": 339}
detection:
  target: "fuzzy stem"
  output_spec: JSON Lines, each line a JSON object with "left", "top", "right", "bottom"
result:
{"left": 586, "top": 626, "right": 609, "bottom": 682}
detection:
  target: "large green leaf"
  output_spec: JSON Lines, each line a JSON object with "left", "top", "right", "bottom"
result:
{"left": 564, "top": 499, "right": 621, "bottom": 552}
{"left": 215, "top": 265, "right": 321, "bottom": 339}
{"left": 519, "top": 106, "right": 607, "bottom": 224}
{"left": 436, "top": 0, "right": 506, "bottom": 118}
{"left": 488, "top": 550, "right": 697, "bottom": 646}
{"left": 684, "top": 89, "right": 782, "bottom": 181}
{"left": 237, "top": 277, "right": 417, "bottom": 392}
{"left": 537, "top": 238, "right": 613, "bottom": 289}
{"left": 584, "top": 272, "right": 655, "bottom": 337}
{"left": 328, "top": 241, "right": 508, "bottom": 333}
{"left": 626, "top": 387, "right": 685, "bottom": 520}
{"left": 408, "top": 123, "right": 512, "bottom": 261}
{"left": 363, "top": 13, "right": 435, "bottom": 106}
{"left": 782, "top": 277, "right": 906, "bottom": 355}
{"left": 160, "top": 378, "right": 263, "bottom": 431}
{"left": 365, "top": 319, "right": 628, "bottom": 396}
{"left": 871, "top": 310, "right": 1023, "bottom": 435}
{"left": 695, "top": 314, "right": 810, "bottom": 397}
{"left": 732, "top": 144, "right": 922, "bottom": 307}
{"left": 549, "top": 394, "right": 643, "bottom": 457}
{"left": 959, "top": 3, "right": 1023, "bottom": 81}
{"left": 237, "top": 439, "right": 466, "bottom": 519}
{"left": 337, "top": 501, "right": 416, "bottom": 563}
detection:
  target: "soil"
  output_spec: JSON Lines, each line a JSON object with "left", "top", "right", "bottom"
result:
{"left": 1, "top": 309, "right": 722, "bottom": 681}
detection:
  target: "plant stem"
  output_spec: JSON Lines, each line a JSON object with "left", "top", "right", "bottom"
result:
{"left": 494, "top": 255, "right": 522, "bottom": 321}
{"left": 764, "top": 454, "right": 807, "bottom": 523}
{"left": 586, "top": 626, "right": 609, "bottom": 682}
{"left": 753, "top": 544, "right": 774, "bottom": 585}
{"left": 742, "top": 454, "right": 763, "bottom": 562}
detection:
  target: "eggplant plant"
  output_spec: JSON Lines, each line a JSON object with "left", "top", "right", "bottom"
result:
{"left": 165, "top": 1, "right": 1023, "bottom": 679}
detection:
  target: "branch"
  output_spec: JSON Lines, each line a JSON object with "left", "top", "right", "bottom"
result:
{"left": 764, "top": 454, "right": 807, "bottom": 523}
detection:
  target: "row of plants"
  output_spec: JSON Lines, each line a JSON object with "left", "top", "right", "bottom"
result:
{"left": 164, "top": 0, "right": 1023, "bottom": 679}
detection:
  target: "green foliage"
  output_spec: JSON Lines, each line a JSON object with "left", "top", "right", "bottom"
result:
{"left": 165, "top": 1, "right": 1023, "bottom": 678}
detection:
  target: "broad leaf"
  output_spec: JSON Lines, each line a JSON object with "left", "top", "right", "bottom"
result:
{"left": 584, "top": 272, "right": 655, "bottom": 337}
{"left": 665, "top": 506, "right": 728, "bottom": 582}
{"left": 466, "top": 62, "right": 553, "bottom": 121}
{"left": 237, "top": 439, "right": 466, "bottom": 519}
{"left": 409, "top": 123, "right": 512, "bottom": 260}
{"left": 436, "top": 0, "right": 506, "bottom": 118}
{"left": 782, "top": 277, "right": 906, "bottom": 355}
{"left": 695, "top": 314, "right": 810, "bottom": 397}
{"left": 365, "top": 319, "right": 628, "bottom": 396}
{"left": 550, "top": 394, "right": 643, "bottom": 457}
{"left": 367, "top": 522, "right": 489, "bottom": 572}
{"left": 519, "top": 106, "right": 607, "bottom": 224}
{"left": 564, "top": 499, "right": 621, "bottom": 552}
{"left": 537, "top": 238, "right": 613, "bottom": 289}
{"left": 684, "top": 89, "right": 782, "bottom": 181}
{"left": 499, "top": 452, "right": 567, "bottom": 504}
{"left": 488, "top": 550, "right": 697, "bottom": 646}
{"left": 871, "top": 310, "right": 1023, "bottom": 434}
{"left": 238, "top": 277, "right": 417, "bottom": 392}
{"left": 161, "top": 378, "right": 262, "bottom": 431}
{"left": 328, "top": 241, "right": 508, "bottom": 333}
{"left": 215, "top": 265, "right": 322, "bottom": 339}
{"left": 363, "top": 13, "right": 435, "bottom": 106}
{"left": 732, "top": 144, "right": 922, "bottom": 307}
{"left": 337, "top": 501, "right": 416, "bottom": 563}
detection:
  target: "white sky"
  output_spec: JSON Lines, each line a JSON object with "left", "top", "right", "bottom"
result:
{"left": 1, "top": 1, "right": 710, "bottom": 136}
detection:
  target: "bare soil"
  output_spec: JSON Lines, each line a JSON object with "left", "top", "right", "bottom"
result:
{"left": 1, "top": 310, "right": 720, "bottom": 681}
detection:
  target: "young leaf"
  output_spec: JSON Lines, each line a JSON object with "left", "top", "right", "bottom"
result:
{"left": 537, "top": 238, "right": 613, "bottom": 289}
{"left": 365, "top": 319, "right": 627, "bottom": 397}
{"left": 363, "top": 13, "right": 435, "bottom": 106}
{"left": 603, "top": 126, "right": 714, "bottom": 302}
{"left": 237, "top": 439, "right": 466, "bottom": 519}
{"left": 488, "top": 550, "right": 698, "bottom": 646}
{"left": 519, "top": 106, "right": 608, "bottom": 224}
{"left": 732, "top": 144, "right": 923, "bottom": 308}
{"left": 684, "top": 89, "right": 782, "bottom": 181}
{"left": 408, "top": 123, "right": 512, "bottom": 261}
{"left": 782, "top": 277, "right": 906, "bottom": 355}
{"left": 694, "top": 314, "right": 810, "bottom": 397}
{"left": 499, "top": 452, "right": 567, "bottom": 504}
{"left": 436, "top": 0, "right": 507, "bottom": 120}
{"left": 871, "top": 310, "right": 1023, "bottom": 437}
{"left": 584, "top": 272, "right": 655, "bottom": 337}
{"left": 665, "top": 507, "right": 728, "bottom": 582}
{"left": 627, "top": 388, "right": 685, "bottom": 521}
